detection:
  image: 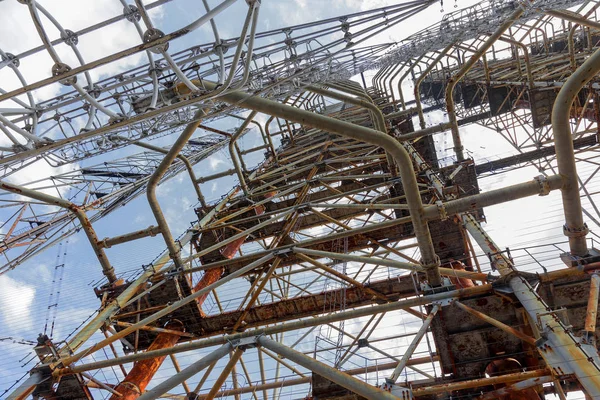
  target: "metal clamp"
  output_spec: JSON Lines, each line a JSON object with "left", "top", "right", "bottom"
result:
{"left": 435, "top": 200, "right": 448, "bottom": 220}
{"left": 534, "top": 175, "right": 550, "bottom": 196}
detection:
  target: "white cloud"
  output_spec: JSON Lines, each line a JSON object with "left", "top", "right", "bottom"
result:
{"left": 208, "top": 155, "right": 225, "bottom": 171}
{"left": 0, "top": 274, "right": 36, "bottom": 332}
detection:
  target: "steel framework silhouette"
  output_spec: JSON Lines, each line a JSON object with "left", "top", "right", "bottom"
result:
{"left": 4, "top": 0, "right": 600, "bottom": 399}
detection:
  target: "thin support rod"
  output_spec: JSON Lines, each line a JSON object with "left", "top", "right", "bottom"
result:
{"left": 257, "top": 336, "right": 399, "bottom": 400}
{"left": 388, "top": 303, "right": 440, "bottom": 383}
{"left": 137, "top": 344, "right": 231, "bottom": 400}
{"left": 0, "top": 181, "right": 116, "bottom": 282}
{"left": 205, "top": 348, "right": 245, "bottom": 399}
{"left": 454, "top": 301, "right": 537, "bottom": 346}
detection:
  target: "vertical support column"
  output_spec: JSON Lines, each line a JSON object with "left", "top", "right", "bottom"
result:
{"left": 445, "top": 7, "right": 525, "bottom": 162}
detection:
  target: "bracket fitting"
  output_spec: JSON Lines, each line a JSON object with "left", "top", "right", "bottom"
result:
{"left": 534, "top": 175, "right": 550, "bottom": 196}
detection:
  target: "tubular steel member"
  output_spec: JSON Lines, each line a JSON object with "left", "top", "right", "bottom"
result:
{"left": 412, "top": 369, "right": 552, "bottom": 397}
{"left": 414, "top": 43, "right": 455, "bottom": 129}
{"left": 454, "top": 301, "right": 537, "bottom": 346}
{"left": 386, "top": 303, "right": 440, "bottom": 384}
{"left": 386, "top": 62, "right": 409, "bottom": 109}
{"left": 99, "top": 226, "right": 162, "bottom": 249}
{"left": 445, "top": 6, "right": 525, "bottom": 162}
{"left": 108, "top": 320, "right": 184, "bottom": 400}
{"left": 463, "top": 213, "right": 600, "bottom": 398}
{"left": 0, "top": 181, "right": 117, "bottom": 282}
{"left": 205, "top": 347, "right": 245, "bottom": 399}
{"left": 136, "top": 343, "right": 232, "bottom": 400}
{"left": 550, "top": 39, "right": 600, "bottom": 258}
{"left": 498, "top": 36, "right": 534, "bottom": 89}
{"left": 257, "top": 335, "right": 402, "bottom": 400}
{"left": 123, "top": 137, "right": 209, "bottom": 209}
{"left": 396, "top": 54, "right": 427, "bottom": 110}
{"left": 146, "top": 108, "right": 207, "bottom": 271}
{"left": 585, "top": 274, "right": 600, "bottom": 343}
{"left": 196, "top": 168, "right": 236, "bottom": 184}
{"left": 226, "top": 112, "right": 278, "bottom": 161}
{"left": 229, "top": 111, "right": 259, "bottom": 194}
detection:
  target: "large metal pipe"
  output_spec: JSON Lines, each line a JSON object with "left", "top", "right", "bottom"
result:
{"left": 109, "top": 320, "right": 183, "bottom": 400}
{"left": 445, "top": 7, "right": 525, "bottom": 162}
{"left": 423, "top": 174, "right": 564, "bottom": 219}
{"left": 196, "top": 168, "right": 236, "bottom": 184}
{"left": 0, "top": 181, "right": 117, "bottom": 282}
{"left": 137, "top": 343, "right": 231, "bottom": 400}
{"left": 550, "top": 39, "right": 600, "bottom": 257}
{"left": 146, "top": 108, "right": 207, "bottom": 271}
{"left": 257, "top": 336, "right": 400, "bottom": 400}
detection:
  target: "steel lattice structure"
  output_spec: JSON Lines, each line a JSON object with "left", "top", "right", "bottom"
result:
{"left": 4, "top": 0, "right": 600, "bottom": 399}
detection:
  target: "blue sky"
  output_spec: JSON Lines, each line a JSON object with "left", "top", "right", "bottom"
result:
{"left": 0, "top": 0, "right": 592, "bottom": 398}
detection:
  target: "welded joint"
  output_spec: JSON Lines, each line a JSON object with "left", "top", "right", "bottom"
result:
{"left": 534, "top": 175, "right": 551, "bottom": 196}
{"left": 435, "top": 200, "right": 448, "bottom": 221}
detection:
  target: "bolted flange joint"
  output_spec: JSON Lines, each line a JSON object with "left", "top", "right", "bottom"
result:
{"left": 534, "top": 175, "right": 550, "bottom": 196}
{"left": 60, "top": 29, "right": 78, "bottom": 46}
{"left": 563, "top": 223, "right": 589, "bottom": 238}
{"left": 52, "top": 62, "right": 77, "bottom": 86}
{"left": 1, "top": 52, "right": 19, "bottom": 68}
{"left": 143, "top": 28, "right": 168, "bottom": 54}
{"left": 123, "top": 4, "right": 141, "bottom": 22}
